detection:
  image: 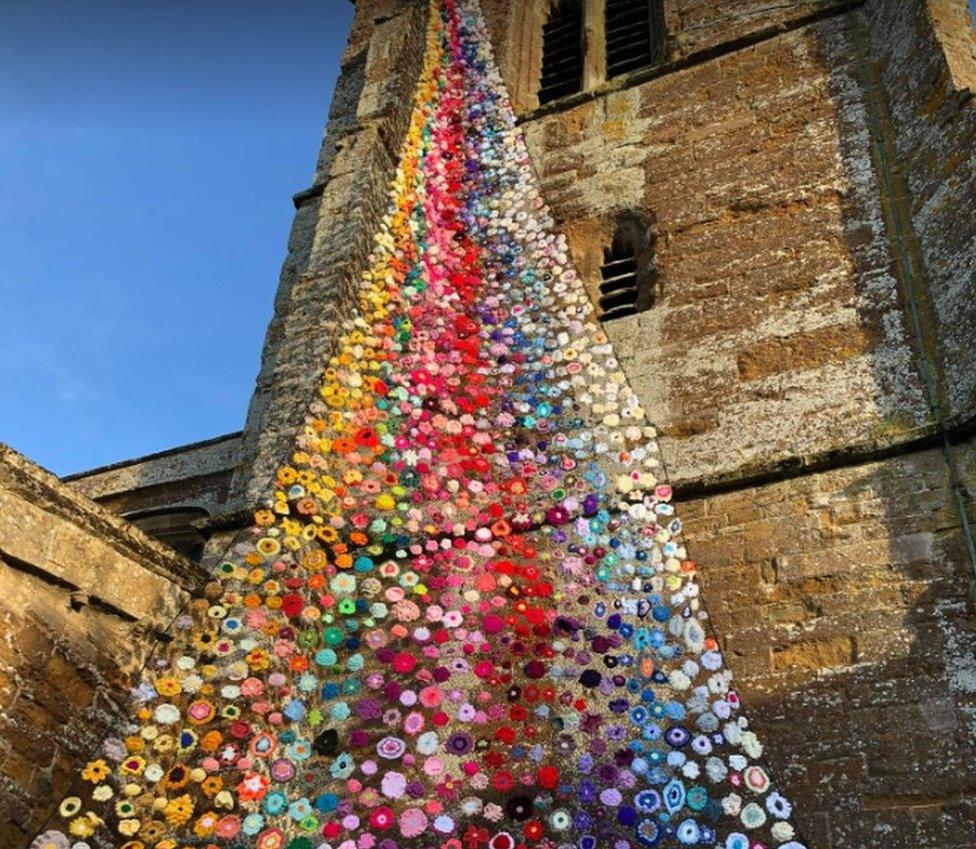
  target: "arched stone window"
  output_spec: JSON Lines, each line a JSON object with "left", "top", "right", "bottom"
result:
{"left": 538, "top": 0, "right": 585, "bottom": 104}
{"left": 605, "top": 0, "right": 667, "bottom": 78}
{"left": 598, "top": 214, "right": 657, "bottom": 321}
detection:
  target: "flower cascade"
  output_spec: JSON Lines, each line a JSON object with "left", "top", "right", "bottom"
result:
{"left": 33, "top": 2, "right": 806, "bottom": 849}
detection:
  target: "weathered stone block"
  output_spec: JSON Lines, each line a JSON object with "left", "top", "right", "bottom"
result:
{"left": 0, "top": 445, "right": 202, "bottom": 845}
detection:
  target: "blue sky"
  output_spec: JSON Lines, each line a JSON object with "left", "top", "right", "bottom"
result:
{"left": 0, "top": 1, "right": 354, "bottom": 475}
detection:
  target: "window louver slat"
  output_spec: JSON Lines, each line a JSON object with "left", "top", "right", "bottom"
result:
{"left": 600, "top": 306, "right": 640, "bottom": 321}
{"left": 600, "top": 290, "right": 640, "bottom": 314}
{"left": 599, "top": 273, "right": 640, "bottom": 295}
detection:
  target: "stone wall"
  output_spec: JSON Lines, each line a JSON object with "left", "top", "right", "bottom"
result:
{"left": 681, "top": 445, "right": 976, "bottom": 847}
{"left": 516, "top": 8, "right": 932, "bottom": 488}
{"left": 0, "top": 445, "right": 204, "bottom": 846}
{"left": 862, "top": 0, "right": 976, "bottom": 423}
{"left": 65, "top": 432, "right": 241, "bottom": 518}
{"left": 64, "top": 433, "right": 243, "bottom": 560}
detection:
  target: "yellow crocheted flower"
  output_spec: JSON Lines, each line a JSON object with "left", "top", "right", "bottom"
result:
{"left": 117, "top": 818, "right": 141, "bottom": 837}
{"left": 80, "top": 758, "right": 111, "bottom": 784}
{"left": 155, "top": 676, "right": 182, "bottom": 697}
{"left": 164, "top": 794, "right": 195, "bottom": 827}
{"left": 68, "top": 814, "right": 99, "bottom": 838}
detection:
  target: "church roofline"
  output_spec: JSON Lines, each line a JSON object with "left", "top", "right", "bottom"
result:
{"left": 62, "top": 431, "right": 243, "bottom": 482}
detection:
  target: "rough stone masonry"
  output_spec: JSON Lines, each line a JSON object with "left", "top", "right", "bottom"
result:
{"left": 0, "top": 446, "right": 205, "bottom": 844}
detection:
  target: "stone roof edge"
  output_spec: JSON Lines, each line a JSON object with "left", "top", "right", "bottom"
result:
{"left": 0, "top": 443, "right": 208, "bottom": 592}
{"left": 62, "top": 431, "right": 243, "bottom": 482}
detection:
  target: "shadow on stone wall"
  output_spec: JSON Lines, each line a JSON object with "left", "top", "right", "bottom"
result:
{"left": 679, "top": 10, "right": 976, "bottom": 845}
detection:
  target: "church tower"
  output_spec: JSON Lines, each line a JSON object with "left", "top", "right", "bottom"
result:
{"left": 5, "top": 2, "right": 976, "bottom": 848}
{"left": 232, "top": 4, "right": 976, "bottom": 839}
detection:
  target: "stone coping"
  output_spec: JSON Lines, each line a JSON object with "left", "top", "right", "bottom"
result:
{"left": 0, "top": 443, "right": 206, "bottom": 593}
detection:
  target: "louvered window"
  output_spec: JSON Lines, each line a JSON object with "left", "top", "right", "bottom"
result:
{"left": 598, "top": 217, "right": 656, "bottom": 321}
{"left": 538, "top": 0, "right": 585, "bottom": 105}
{"left": 605, "top": 0, "right": 667, "bottom": 79}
